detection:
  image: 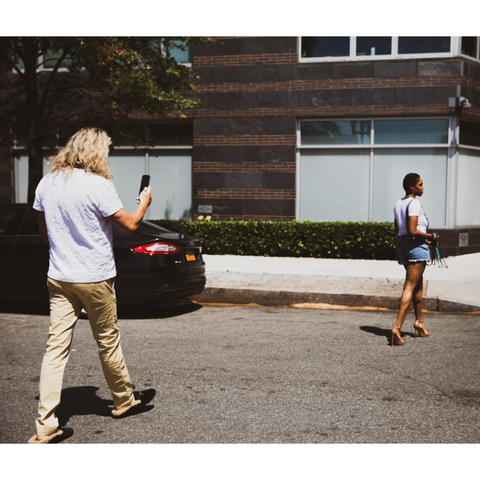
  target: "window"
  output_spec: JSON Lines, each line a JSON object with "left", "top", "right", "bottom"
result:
{"left": 300, "top": 37, "right": 457, "bottom": 62}
{"left": 168, "top": 41, "right": 192, "bottom": 64}
{"left": 301, "top": 37, "right": 350, "bottom": 58}
{"left": 461, "top": 37, "right": 479, "bottom": 60}
{"left": 108, "top": 150, "right": 192, "bottom": 220}
{"left": 375, "top": 119, "right": 449, "bottom": 145}
{"left": 0, "top": 208, "right": 16, "bottom": 234}
{"left": 15, "top": 48, "right": 71, "bottom": 71}
{"left": 457, "top": 148, "right": 480, "bottom": 226}
{"left": 356, "top": 37, "right": 392, "bottom": 57}
{"left": 298, "top": 118, "right": 450, "bottom": 226}
{"left": 42, "top": 49, "right": 72, "bottom": 69}
{"left": 459, "top": 120, "right": 480, "bottom": 148}
{"left": 15, "top": 123, "right": 194, "bottom": 220}
{"left": 301, "top": 120, "right": 371, "bottom": 145}
{"left": 300, "top": 149, "right": 370, "bottom": 222}
{"left": 398, "top": 37, "right": 450, "bottom": 55}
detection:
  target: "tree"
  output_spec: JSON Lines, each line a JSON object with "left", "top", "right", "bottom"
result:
{"left": 0, "top": 37, "right": 211, "bottom": 202}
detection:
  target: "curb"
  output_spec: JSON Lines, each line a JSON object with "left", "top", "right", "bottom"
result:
{"left": 192, "top": 287, "right": 480, "bottom": 313}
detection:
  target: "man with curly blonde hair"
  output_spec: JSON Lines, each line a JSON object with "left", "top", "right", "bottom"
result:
{"left": 29, "top": 127, "right": 155, "bottom": 444}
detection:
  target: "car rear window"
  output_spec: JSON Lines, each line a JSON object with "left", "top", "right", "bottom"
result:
{"left": 18, "top": 209, "right": 40, "bottom": 235}
{"left": 0, "top": 208, "right": 16, "bottom": 234}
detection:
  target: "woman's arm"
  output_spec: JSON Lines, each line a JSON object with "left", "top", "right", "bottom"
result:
{"left": 407, "top": 215, "right": 439, "bottom": 242}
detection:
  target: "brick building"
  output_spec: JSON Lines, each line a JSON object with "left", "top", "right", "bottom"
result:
{"left": 3, "top": 36, "right": 480, "bottom": 255}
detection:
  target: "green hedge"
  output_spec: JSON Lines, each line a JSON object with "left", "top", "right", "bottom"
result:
{"left": 149, "top": 220, "right": 397, "bottom": 260}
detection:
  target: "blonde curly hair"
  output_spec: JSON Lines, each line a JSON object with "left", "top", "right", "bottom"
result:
{"left": 48, "top": 127, "right": 112, "bottom": 179}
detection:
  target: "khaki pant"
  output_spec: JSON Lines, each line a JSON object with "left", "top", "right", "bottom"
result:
{"left": 35, "top": 277, "right": 134, "bottom": 435}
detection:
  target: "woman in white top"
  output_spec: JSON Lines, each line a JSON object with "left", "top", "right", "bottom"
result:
{"left": 391, "top": 173, "right": 440, "bottom": 346}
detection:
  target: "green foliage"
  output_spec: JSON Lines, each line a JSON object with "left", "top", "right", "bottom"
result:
{"left": 150, "top": 220, "right": 397, "bottom": 260}
{"left": 0, "top": 36, "right": 213, "bottom": 201}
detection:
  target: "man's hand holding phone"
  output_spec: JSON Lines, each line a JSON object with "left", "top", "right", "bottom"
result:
{"left": 137, "top": 175, "right": 152, "bottom": 207}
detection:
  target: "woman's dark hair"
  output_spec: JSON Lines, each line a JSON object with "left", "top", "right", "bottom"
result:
{"left": 403, "top": 173, "right": 420, "bottom": 194}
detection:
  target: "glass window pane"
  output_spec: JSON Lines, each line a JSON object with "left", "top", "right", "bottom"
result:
{"left": 169, "top": 41, "right": 192, "bottom": 63}
{"left": 356, "top": 37, "right": 392, "bottom": 56}
{"left": 299, "top": 149, "right": 370, "bottom": 221}
{"left": 16, "top": 156, "right": 49, "bottom": 203}
{"left": 43, "top": 49, "right": 72, "bottom": 68}
{"left": 459, "top": 120, "right": 480, "bottom": 148}
{"left": 398, "top": 37, "right": 450, "bottom": 54}
{"left": 301, "top": 121, "right": 371, "bottom": 145}
{"left": 372, "top": 148, "right": 447, "bottom": 227}
{"left": 149, "top": 123, "right": 193, "bottom": 146}
{"left": 461, "top": 37, "right": 478, "bottom": 58}
{"left": 457, "top": 148, "right": 480, "bottom": 226}
{"left": 0, "top": 208, "right": 16, "bottom": 234}
{"left": 301, "top": 37, "right": 350, "bottom": 58}
{"left": 108, "top": 151, "right": 146, "bottom": 215}
{"left": 374, "top": 119, "right": 449, "bottom": 145}
{"left": 149, "top": 151, "right": 192, "bottom": 220}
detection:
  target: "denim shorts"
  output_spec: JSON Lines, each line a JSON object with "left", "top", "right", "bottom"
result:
{"left": 396, "top": 235, "right": 430, "bottom": 265}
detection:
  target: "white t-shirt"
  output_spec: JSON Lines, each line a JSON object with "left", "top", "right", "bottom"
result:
{"left": 393, "top": 197, "right": 429, "bottom": 237}
{"left": 33, "top": 168, "right": 124, "bottom": 283}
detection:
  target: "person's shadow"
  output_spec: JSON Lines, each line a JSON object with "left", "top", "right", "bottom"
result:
{"left": 35, "top": 386, "right": 153, "bottom": 425}
{"left": 360, "top": 326, "right": 415, "bottom": 346}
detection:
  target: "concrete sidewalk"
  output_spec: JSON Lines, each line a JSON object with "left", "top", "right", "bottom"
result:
{"left": 192, "top": 253, "right": 480, "bottom": 313}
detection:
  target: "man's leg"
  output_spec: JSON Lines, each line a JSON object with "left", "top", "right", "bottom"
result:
{"left": 34, "top": 278, "right": 82, "bottom": 436}
{"left": 78, "top": 278, "right": 135, "bottom": 410}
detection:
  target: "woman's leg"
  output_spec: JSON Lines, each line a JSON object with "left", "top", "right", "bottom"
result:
{"left": 412, "top": 270, "right": 425, "bottom": 322}
{"left": 393, "top": 261, "right": 426, "bottom": 332}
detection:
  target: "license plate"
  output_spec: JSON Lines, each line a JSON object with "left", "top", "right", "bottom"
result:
{"left": 185, "top": 253, "right": 196, "bottom": 262}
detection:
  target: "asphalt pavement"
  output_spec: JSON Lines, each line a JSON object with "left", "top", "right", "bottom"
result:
{"left": 1, "top": 304, "right": 479, "bottom": 447}
{"left": 193, "top": 253, "right": 480, "bottom": 313}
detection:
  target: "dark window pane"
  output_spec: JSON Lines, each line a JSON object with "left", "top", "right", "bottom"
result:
{"left": 149, "top": 123, "right": 193, "bottom": 146}
{"left": 18, "top": 208, "right": 39, "bottom": 235}
{"left": 43, "top": 49, "right": 72, "bottom": 68}
{"left": 301, "top": 120, "right": 371, "bottom": 145}
{"left": 460, "top": 120, "right": 480, "bottom": 148}
{"left": 0, "top": 208, "right": 16, "bottom": 234}
{"left": 356, "top": 37, "right": 392, "bottom": 56}
{"left": 301, "top": 37, "right": 350, "bottom": 58}
{"left": 461, "top": 37, "right": 477, "bottom": 58}
{"left": 398, "top": 37, "right": 450, "bottom": 54}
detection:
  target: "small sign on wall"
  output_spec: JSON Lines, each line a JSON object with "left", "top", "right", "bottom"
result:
{"left": 459, "top": 233, "right": 469, "bottom": 247}
{"left": 198, "top": 205, "right": 213, "bottom": 214}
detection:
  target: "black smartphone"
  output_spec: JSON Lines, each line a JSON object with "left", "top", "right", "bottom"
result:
{"left": 139, "top": 175, "right": 150, "bottom": 195}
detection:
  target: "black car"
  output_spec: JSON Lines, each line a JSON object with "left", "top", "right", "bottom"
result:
{"left": 0, "top": 204, "right": 206, "bottom": 305}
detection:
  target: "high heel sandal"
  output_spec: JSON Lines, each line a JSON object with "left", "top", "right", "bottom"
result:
{"left": 391, "top": 328, "right": 404, "bottom": 346}
{"left": 414, "top": 320, "right": 431, "bottom": 338}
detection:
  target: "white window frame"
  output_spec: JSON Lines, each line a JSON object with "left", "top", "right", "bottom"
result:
{"left": 297, "top": 116, "right": 455, "bottom": 228}
{"left": 299, "top": 36, "right": 462, "bottom": 63}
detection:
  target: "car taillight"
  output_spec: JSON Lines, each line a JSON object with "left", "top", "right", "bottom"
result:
{"left": 132, "top": 242, "right": 180, "bottom": 255}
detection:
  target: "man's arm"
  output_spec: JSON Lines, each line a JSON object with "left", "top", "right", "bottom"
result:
{"left": 36, "top": 210, "right": 50, "bottom": 247}
{"left": 108, "top": 186, "right": 152, "bottom": 235}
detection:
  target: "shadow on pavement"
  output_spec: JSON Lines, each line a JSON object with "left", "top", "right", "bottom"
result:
{"left": 51, "top": 386, "right": 154, "bottom": 426}
{"left": 0, "top": 299, "right": 203, "bottom": 320}
{"left": 34, "top": 386, "right": 113, "bottom": 426}
{"left": 360, "top": 325, "right": 415, "bottom": 346}
{"left": 118, "top": 300, "right": 203, "bottom": 320}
